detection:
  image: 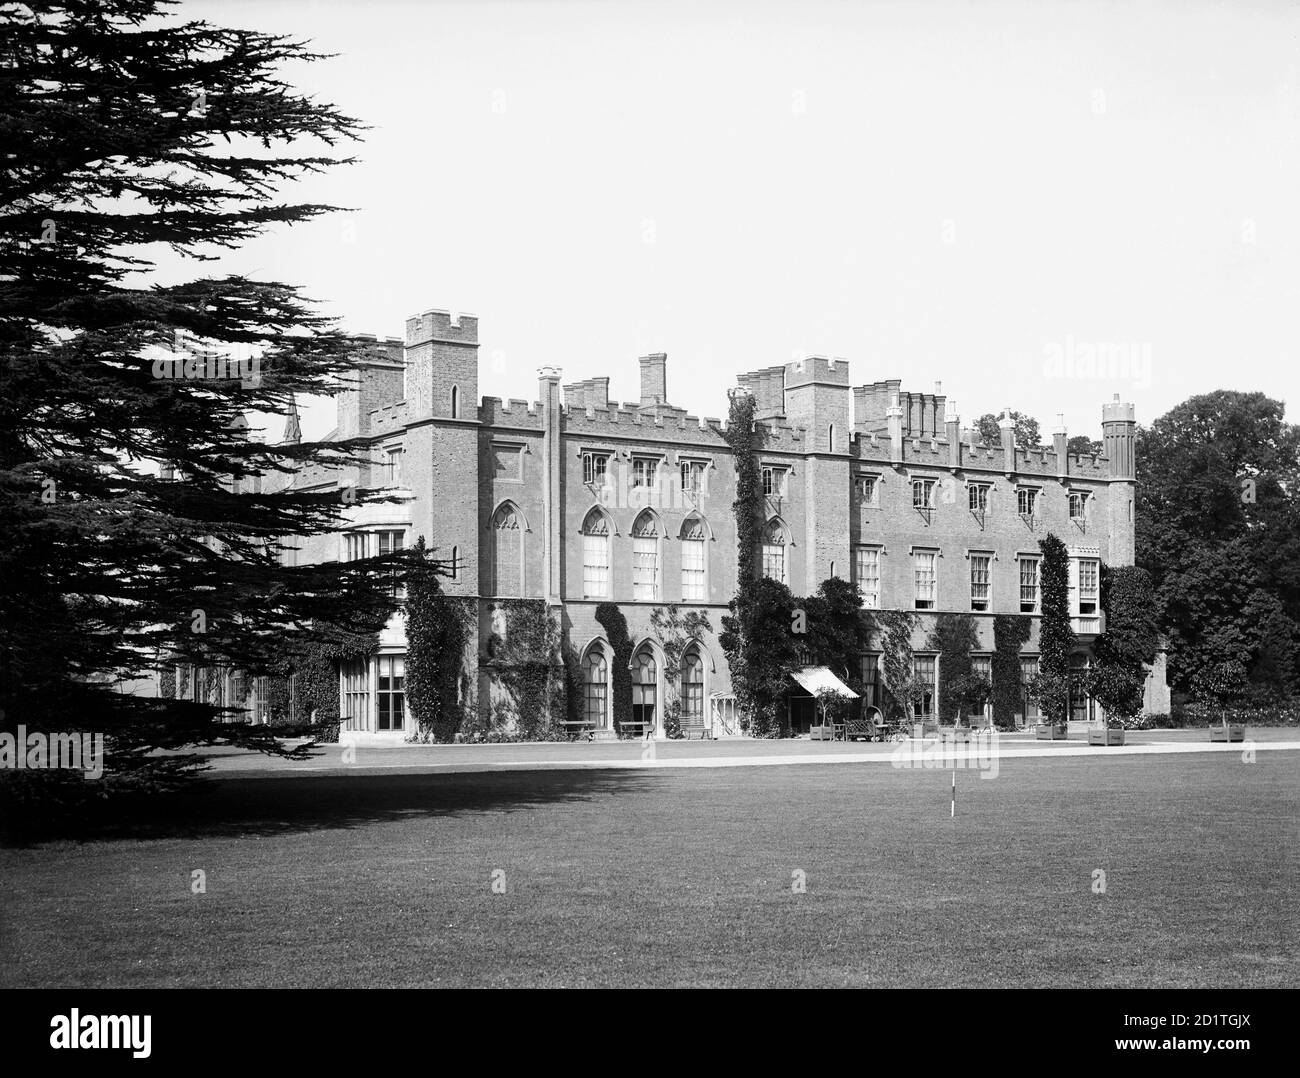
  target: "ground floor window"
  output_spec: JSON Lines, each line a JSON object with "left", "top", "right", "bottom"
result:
{"left": 913, "top": 654, "right": 936, "bottom": 718}
{"left": 860, "top": 654, "right": 881, "bottom": 711}
{"left": 341, "top": 658, "right": 370, "bottom": 730}
{"left": 1069, "top": 654, "right": 1094, "bottom": 724}
{"left": 252, "top": 676, "right": 269, "bottom": 724}
{"left": 682, "top": 649, "right": 704, "bottom": 722}
{"left": 584, "top": 650, "right": 608, "bottom": 727}
{"left": 632, "top": 648, "right": 657, "bottom": 728}
{"left": 1019, "top": 657, "right": 1040, "bottom": 724}
{"left": 378, "top": 655, "right": 405, "bottom": 731}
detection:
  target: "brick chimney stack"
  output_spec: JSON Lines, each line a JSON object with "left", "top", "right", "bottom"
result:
{"left": 639, "top": 353, "right": 667, "bottom": 407}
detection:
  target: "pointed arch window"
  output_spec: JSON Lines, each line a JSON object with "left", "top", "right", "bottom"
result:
{"left": 583, "top": 648, "right": 608, "bottom": 729}
{"left": 632, "top": 647, "right": 657, "bottom": 729}
{"left": 492, "top": 503, "right": 522, "bottom": 596}
{"left": 582, "top": 509, "right": 611, "bottom": 598}
{"left": 681, "top": 647, "right": 704, "bottom": 726}
{"left": 632, "top": 511, "right": 660, "bottom": 601}
{"left": 761, "top": 519, "right": 788, "bottom": 584}
{"left": 450, "top": 385, "right": 461, "bottom": 419}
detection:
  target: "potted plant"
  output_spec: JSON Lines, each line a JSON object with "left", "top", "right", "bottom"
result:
{"left": 1030, "top": 671, "right": 1070, "bottom": 739}
{"left": 945, "top": 671, "right": 992, "bottom": 743}
{"left": 811, "top": 686, "right": 850, "bottom": 741}
{"left": 1194, "top": 661, "right": 1248, "bottom": 743}
{"left": 1083, "top": 664, "right": 1141, "bottom": 746}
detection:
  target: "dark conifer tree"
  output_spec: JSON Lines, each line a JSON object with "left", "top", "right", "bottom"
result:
{"left": 0, "top": 0, "right": 436, "bottom": 792}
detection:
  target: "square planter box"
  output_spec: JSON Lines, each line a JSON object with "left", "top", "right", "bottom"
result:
{"left": 1209, "top": 724, "right": 1247, "bottom": 743}
{"left": 1088, "top": 728, "right": 1126, "bottom": 746}
{"left": 944, "top": 727, "right": 972, "bottom": 744}
{"left": 809, "top": 725, "right": 835, "bottom": 741}
{"left": 912, "top": 721, "right": 939, "bottom": 739}
{"left": 1035, "top": 723, "right": 1068, "bottom": 740}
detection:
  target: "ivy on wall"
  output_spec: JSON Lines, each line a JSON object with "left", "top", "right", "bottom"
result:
{"left": 719, "top": 577, "right": 800, "bottom": 737}
{"left": 877, "top": 609, "right": 921, "bottom": 723}
{"left": 482, "top": 599, "right": 565, "bottom": 740}
{"left": 991, "top": 614, "right": 1031, "bottom": 730}
{"left": 1036, "top": 533, "right": 1076, "bottom": 725}
{"left": 405, "top": 536, "right": 472, "bottom": 742}
{"left": 927, "top": 612, "right": 988, "bottom": 724}
{"left": 720, "top": 388, "right": 781, "bottom": 734}
{"left": 595, "top": 602, "right": 634, "bottom": 735}
{"left": 650, "top": 605, "right": 713, "bottom": 738}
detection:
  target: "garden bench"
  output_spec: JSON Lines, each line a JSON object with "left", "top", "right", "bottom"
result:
{"left": 618, "top": 719, "right": 654, "bottom": 740}
{"left": 561, "top": 718, "right": 596, "bottom": 741}
{"left": 680, "top": 712, "right": 710, "bottom": 740}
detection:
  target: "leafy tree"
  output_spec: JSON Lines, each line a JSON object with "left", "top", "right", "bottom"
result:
{"left": 719, "top": 577, "right": 800, "bottom": 737}
{"left": 1036, "top": 533, "right": 1075, "bottom": 725}
{"left": 876, "top": 609, "right": 923, "bottom": 724}
{"left": 0, "top": 0, "right": 419, "bottom": 797}
{"left": 813, "top": 686, "right": 852, "bottom": 730}
{"left": 801, "top": 576, "right": 871, "bottom": 689}
{"left": 976, "top": 411, "right": 1041, "bottom": 451}
{"left": 1136, "top": 390, "right": 1300, "bottom": 701}
{"left": 1086, "top": 565, "right": 1158, "bottom": 727}
{"left": 1067, "top": 434, "right": 1102, "bottom": 458}
{"left": 991, "top": 614, "right": 1031, "bottom": 729}
{"left": 927, "top": 613, "right": 987, "bottom": 724}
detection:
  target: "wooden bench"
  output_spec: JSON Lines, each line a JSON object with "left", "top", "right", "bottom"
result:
{"left": 680, "top": 712, "right": 710, "bottom": 740}
{"left": 618, "top": 719, "right": 654, "bottom": 740}
{"left": 560, "top": 719, "right": 596, "bottom": 741}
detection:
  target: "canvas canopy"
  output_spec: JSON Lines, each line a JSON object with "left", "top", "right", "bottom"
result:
{"left": 788, "top": 666, "right": 859, "bottom": 698}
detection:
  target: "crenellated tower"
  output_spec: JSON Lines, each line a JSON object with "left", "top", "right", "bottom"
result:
{"left": 404, "top": 309, "right": 480, "bottom": 594}
{"left": 1102, "top": 394, "right": 1136, "bottom": 567}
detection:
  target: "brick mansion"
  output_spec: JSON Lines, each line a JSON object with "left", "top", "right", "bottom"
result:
{"left": 219, "top": 307, "right": 1169, "bottom": 741}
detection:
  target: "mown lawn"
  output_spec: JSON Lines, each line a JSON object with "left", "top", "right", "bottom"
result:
{"left": 1, "top": 752, "right": 1295, "bottom": 987}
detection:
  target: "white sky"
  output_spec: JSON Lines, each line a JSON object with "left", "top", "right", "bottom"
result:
{"left": 167, "top": 0, "right": 1300, "bottom": 442}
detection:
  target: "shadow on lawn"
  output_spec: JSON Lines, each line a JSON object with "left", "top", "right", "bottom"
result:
{"left": 8, "top": 768, "right": 662, "bottom": 846}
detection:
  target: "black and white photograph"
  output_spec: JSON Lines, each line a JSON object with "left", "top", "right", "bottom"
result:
{"left": 1, "top": 0, "right": 1295, "bottom": 1055}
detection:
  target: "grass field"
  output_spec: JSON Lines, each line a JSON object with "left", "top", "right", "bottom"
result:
{"left": 1, "top": 750, "right": 1296, "bottom": 987}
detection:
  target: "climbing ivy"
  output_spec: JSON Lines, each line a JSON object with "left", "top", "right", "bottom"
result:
{"left": 650, "top": 605, "right": 713, "bottom": 738}
{"left": 595, "top": 602, "right": 635, "bottom": 735}
{"left": 991, "top": 614, "right": 1032, "bottom": 730}
{"left": 720, "top": 388, "right": 777, "bottom": 733}
{"left": 483, "top": 599, "right": 565, "bottom": 740}
{"left": 405, "top": 537, "right": 472, "bottom": 742}
{"left": 927, "top": 612, "right": 988, "bottom": 724}
{"left": 719, "top": 577, "right": 800, "bottom": 737}
{"left": 877, "top": 609, "right": 922, "bottom": 723}
{"left": 1037, "top": 533, "right": 1076, "bottom": 725}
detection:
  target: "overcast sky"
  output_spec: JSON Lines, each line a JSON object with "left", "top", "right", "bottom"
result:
{"left": 170, "top": 0, "right": 1300, "bottom": 443}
